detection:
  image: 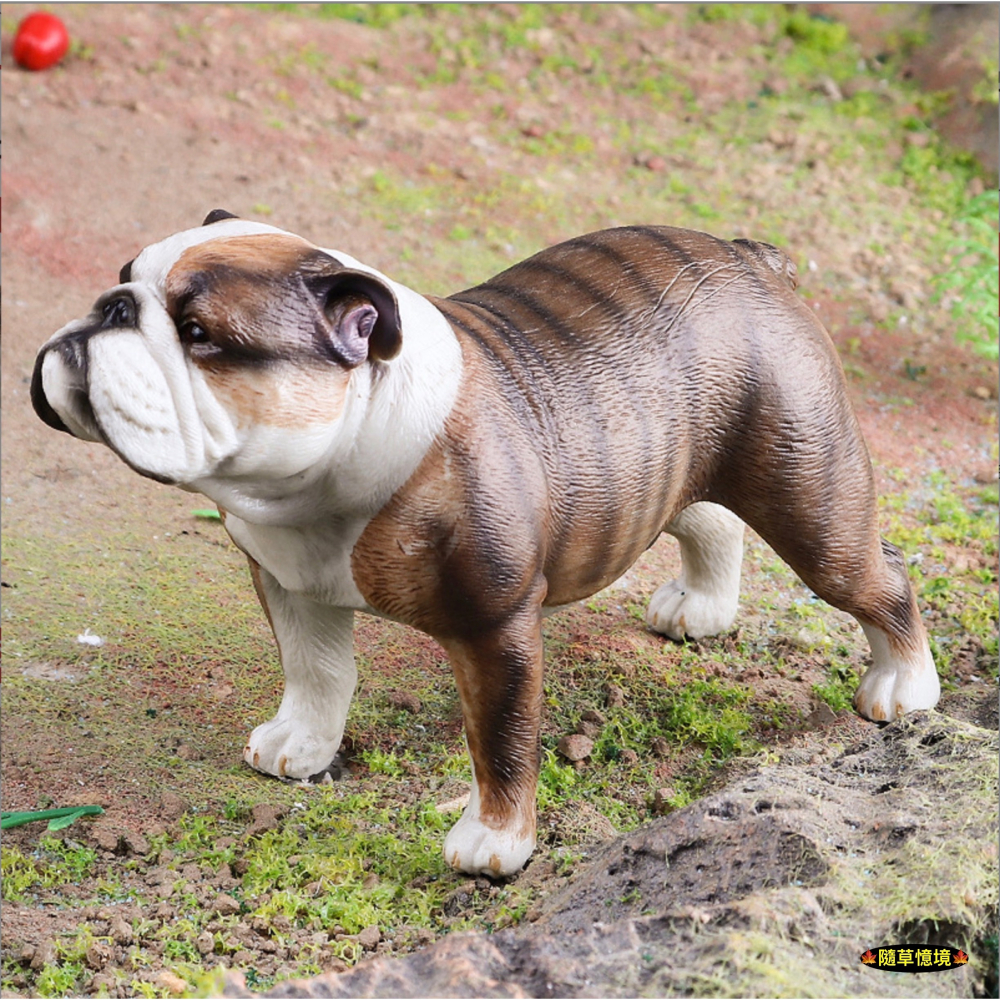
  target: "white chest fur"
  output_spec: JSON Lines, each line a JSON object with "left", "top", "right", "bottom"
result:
{"left": 224, "top": 515, "right": 372, "bottom": 609}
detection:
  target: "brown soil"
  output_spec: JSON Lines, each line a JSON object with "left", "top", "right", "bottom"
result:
{"left": 2, "top": 5, "right": 997, "bottom": 998}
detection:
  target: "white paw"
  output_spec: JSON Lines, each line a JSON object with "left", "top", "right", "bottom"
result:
{"left": 443, "top": 810, "right": 535, "bottom": 878}
{"left": 646, "top": 578, "right": 738, "bottom": 640}
{"left": 854, "top": 627, "right": 940, "bottom": 722}
{"left": 243, "top": 716, "right": 342, "bottom": 781}
{"left": 853, "top": 665, "right": 941, "bottom": 722}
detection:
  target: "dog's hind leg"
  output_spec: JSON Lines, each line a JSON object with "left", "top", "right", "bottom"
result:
{"left": 715, "top": 415, "right": 939, "bottom": 723}
{"left": 783, "top": 531, "right": 938, "bottom": 722}
{"left": 646, "top": 502, "right": 744, "bottom": 640}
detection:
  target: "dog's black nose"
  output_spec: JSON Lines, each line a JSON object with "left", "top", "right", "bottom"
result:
{"left": 100, "top": 294, "right": 137, "bottom": 329}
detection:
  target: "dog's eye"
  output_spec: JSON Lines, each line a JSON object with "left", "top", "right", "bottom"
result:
{"left": 179, "top": 321, "right": 211, "bottom": 345}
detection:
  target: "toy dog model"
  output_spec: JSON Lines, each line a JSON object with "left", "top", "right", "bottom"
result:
{"left": 32, "top": 212, "right": 940, "bottom": 875}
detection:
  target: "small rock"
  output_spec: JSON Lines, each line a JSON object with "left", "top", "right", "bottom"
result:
{"left": 387, "top": 689, "right": 422, "bottom": 714}
{"left": 19, "top": 944, "right": 35, "bottom": 966}
{"left": 972, "top": 385, "right": 992, "bottom": 400}
{"left": 232, "top": 950, "right": 255, "bottom": 966}
{"left": 620, "top": 748, "right": 639, "bottom": 766}
{"left": 645, "top": 155, "right": 666, "bottom": 172}
{"left": 443, "top": 881, "right": 477, "bottom": 916}
{"left": 123, "top": 829, "right": 150, "bottom": 856}
{"left": 557, "top": 734, "right": 594, "bottom": 762}
{"left": 196, "top": 930, "right": 215, "bottom": 956}
{"left": 542, "top": 801, "right": 617, "bottom": 845}
{"left": 145, "top": 866, "right": 172, "bottom": 885}
{"left": 159, "top": 792, "right": 189, "bottom": 821}
{"left": 818, "top": 75, "right": 843, "bottom": 101}
{"left": 110, "top": 917, "right": 134, "bottom": 945}
{"left": 212, "top": 893, "right": 242, "bottom": 917}
{"left": 806, "top": 703, "right": 838, "bottom": 729}
{"left": 767, "top": 128, "right": 795, "bottom": 149}
{"left": 321, "top": 954, "right": 350, "bottom": 973}
{"left": 576, "top": 720, "right": 601, "bottom": 738}
{"left": 355, "top": 924, "right": 381, "bottom": 950}
{"left": 92, "top": 825, "right": 123, "bottom": 853}
{"left": 652, "top": 787, "right": 677, "bottom": 815}
{"left": 85, "top": 941, "right": 113, "bottom": 971}
{"left": 215, "top": 861, "right": 240, "bottom": 889}
{"left": 30, "top": 939, "right": 57, "bottom": 971}
{"left": 157, "top": 970, "right": 190, "bottom": 995}
{"left": 248, "top": 803, "right": 287, "bottom": 836}
{"left": 210, "top": 683, "right": 235, "bottom": 701}
{"left": 435, "top": 791, "right": 471, "bottom": 814}
{"left": 90, "top": 973, "right": 117, "bottom": 994}
{"left": 581, "top": 709, "right": 606, "bottom": 725}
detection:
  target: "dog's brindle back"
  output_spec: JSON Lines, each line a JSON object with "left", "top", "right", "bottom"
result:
{"left": 351, "top": 226, "right": 927, "bottom": 867}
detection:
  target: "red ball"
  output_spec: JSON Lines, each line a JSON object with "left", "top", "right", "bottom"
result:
{"left": 13, "top": 12, "right": 70, "bottom": 71}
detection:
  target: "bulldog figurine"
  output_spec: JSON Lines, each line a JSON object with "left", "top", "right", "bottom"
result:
{"left": 32, "top": 212, "right": 940, "bottom": 876}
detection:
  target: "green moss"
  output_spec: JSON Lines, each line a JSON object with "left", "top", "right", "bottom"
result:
{"left": 879, "top": 471, "right": 999, "bottom": 678}
{"left": 812, "top": 660, "right": 859, "bottom": 712}
{"left": 255, "top": 3, "right": 414, "bottom": 28}
{"left": 933, "top": 189, "right": 999, "bottom": 360}
{"left": 1, "top": 837, "right": 99, "bottom": 902}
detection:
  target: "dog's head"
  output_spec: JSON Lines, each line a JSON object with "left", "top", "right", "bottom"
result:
{"left": 31, "top": 211, "right": 403, "bottom": 490}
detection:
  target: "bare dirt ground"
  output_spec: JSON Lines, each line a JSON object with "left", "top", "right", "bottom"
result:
{"left": 2, "top": 4, "right": 997, "bottom": 998}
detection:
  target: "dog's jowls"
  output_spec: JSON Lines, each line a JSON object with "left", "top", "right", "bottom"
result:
{"left": 32, "top": 213, "right": 940, "bottom": 876}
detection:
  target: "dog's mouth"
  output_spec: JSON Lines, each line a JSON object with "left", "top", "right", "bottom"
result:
{"left": 31, "top": 377, "right": 72, "bottom": 435}
{"left": 31, "top": 343, "right": 102, "bottom": 440}
{"left": 31, "top": 348, "right": 82, "bottom": 436}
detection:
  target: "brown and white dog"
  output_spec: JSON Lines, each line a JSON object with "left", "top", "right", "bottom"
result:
{"left": 32, "top": 211, "right": 940, "bottom": 876}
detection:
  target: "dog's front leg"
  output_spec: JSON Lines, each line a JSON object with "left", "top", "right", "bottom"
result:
{"left": 243, "top": 557, "right": 356, "bottom": 781}
{"left": 440, "top": 608, "right": 544, "bottom": 878}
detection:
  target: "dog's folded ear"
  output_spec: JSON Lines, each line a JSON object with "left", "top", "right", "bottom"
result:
{"left": 311, "top": 270, "right": 402, "bottom": 365}
{"left": 202, "top": 208, "right": 240, "bottom": 226}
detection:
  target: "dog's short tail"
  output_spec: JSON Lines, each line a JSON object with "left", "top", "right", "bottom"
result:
{"left": 730, "top": 238, "right": 798, "bottom": 290}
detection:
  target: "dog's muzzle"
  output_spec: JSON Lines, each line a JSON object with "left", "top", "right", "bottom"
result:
{"left": 31, "top": 290, "right": 141, "bottom": 438}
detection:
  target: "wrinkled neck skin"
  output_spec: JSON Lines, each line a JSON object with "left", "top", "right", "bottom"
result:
{"left": 190, "top": 261, "right": 462, "bottom": 529}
